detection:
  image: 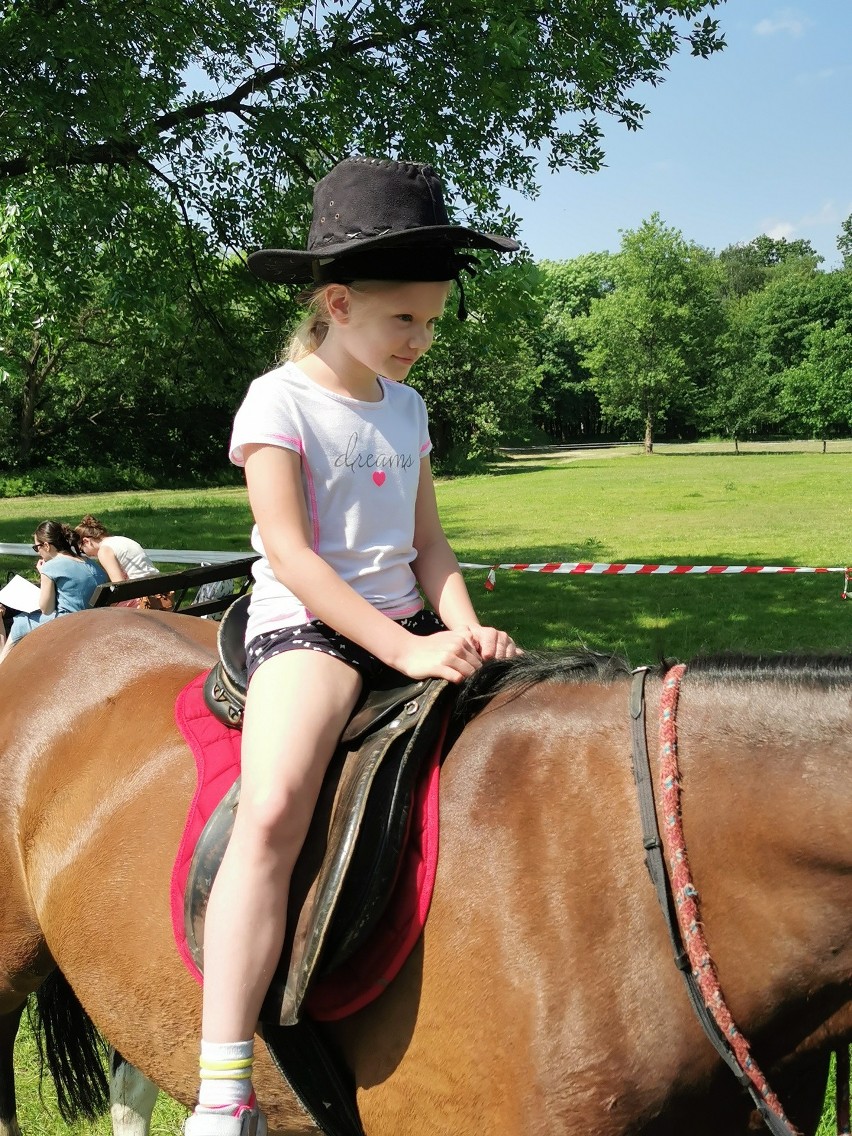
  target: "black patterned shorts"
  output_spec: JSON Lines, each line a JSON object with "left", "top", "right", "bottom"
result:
{"left": 245, "top": 609, "right": 445, "bottom": 685}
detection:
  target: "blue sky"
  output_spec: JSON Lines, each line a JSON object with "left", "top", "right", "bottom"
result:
{"left": 502, "top": 2, "right": 852, "bottom": 269}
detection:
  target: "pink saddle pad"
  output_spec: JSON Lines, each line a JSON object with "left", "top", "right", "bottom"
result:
{"left": 171, "top": 670, "right": 442, "bottom": 1020}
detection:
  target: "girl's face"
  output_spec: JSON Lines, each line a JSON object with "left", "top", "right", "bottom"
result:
{"left": 331, "top": 280, "right": 450, "bottom": 381}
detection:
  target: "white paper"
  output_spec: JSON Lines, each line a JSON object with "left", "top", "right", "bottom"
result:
{"left": 0, "top": 574, "right": 41, "bottom": 613}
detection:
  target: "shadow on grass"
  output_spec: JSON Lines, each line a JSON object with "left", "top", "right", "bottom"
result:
{"left": 651, "top": 450, "right": 850, "bottom": 459}
{"left": 0, "top": 500, "right": 253, "bottom": 558}
{"left": 471, "top": 462, "right": 569, "bottom": 477}
{"left": 465, "top": 570, "right": 850, "bottom": 664}
{"left": 450, "top": 535, "right": 844, "bottom": 570}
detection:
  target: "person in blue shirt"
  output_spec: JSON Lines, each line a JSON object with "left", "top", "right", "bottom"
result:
{"left": 0, "top": 520, "right": 108, "bottom": 664}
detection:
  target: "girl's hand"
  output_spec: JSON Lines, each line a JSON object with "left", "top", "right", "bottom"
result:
{"left": 396, "top": 629, "right": 483, "bottom": 684}
{"left": 463, "top": 624, "right": 521, "bottom": 661}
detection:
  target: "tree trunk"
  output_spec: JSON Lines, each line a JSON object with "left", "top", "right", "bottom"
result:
{"left": 644, "top": 414, "right": 653, "bottom": 454}
{"left": 734, "top": 437, "right": 739, "bottom": 455}
{"left": 17, "top": 358, "right": 37, "bottom": 466}
{"left": 428, "top": 413, "right": 453, "bottom": 462}
{"left": 822, "top": 437, "right": 827, "bottom": 454}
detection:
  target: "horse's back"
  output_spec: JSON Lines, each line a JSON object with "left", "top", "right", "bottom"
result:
{"left": 0, "top": 606, "right": 216, "bottom": 711}
{"left": 0, "top": 609, "right": 217, "bottom": 1063}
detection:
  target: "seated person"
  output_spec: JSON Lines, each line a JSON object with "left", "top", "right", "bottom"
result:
{"left": 75, "top": 514, "right": 159, "bottom": 582}
{"left": 74, "top": 514, "right": 171, "bottom": 609}
{"left": 0, "top": 521, "right": 108, "bottom": 664}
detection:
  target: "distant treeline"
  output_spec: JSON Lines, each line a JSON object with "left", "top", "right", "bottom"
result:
{"left": 2, "top": 216, "right": 851, "bottom": 494}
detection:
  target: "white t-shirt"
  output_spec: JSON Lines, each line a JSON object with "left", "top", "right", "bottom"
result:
{"left": 229, "top": 362, "right": 432, "bottom": 641}
{"left": 101, "top": 535, "right": 159, "bottom": 580}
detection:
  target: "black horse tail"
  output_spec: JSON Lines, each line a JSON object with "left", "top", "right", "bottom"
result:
{"left": 28, "top": 969, "right": 110, "bottom": 1122}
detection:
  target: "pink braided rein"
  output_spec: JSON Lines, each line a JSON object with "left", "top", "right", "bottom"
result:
{"left": 658, "top": 664, "right": 796, "bottom": 1132}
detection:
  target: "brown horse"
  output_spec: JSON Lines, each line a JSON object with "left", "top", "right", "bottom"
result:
{"left": 0, "top": 607, "right": 849, "bottom": 1136}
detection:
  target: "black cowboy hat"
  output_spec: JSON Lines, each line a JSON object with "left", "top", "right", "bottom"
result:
{"left": 247, "top": 156, "right": 519, "bottom": 285}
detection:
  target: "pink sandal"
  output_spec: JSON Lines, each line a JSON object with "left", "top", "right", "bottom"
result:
{"left": 184, "top": 1094, "right": 267, "bottom": 1136}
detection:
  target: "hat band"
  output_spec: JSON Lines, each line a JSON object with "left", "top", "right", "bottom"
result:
{"left": 312, "top": 246, "right": 480, "bottom": 285}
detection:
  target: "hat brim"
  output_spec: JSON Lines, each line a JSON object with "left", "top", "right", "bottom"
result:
{"left": 247, "top": 226, "right": 519, "bottom": 284}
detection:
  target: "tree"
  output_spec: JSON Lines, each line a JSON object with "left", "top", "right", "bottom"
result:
{"left": 409, "top": 259, "right": 543, "bottom": 467}
{"left": 703, "top": 295, "right": 783, "bottom": 451}
{"left": 736, "top": 260, "right": 852, "bottom": 376}
{"left": 0, "top": 178, "right": 281, "bottom": 472}
{"left": 1, "top": 2, "right": 727, "bottom": 231}
{"left": 0, "top": 1, "right": 727, "bottom": 473}
{"left": 717, "top": 234, "right": 821, "bottom": 299}
{"left": 838, "top": 214, "right": 852, "bottom": 268}
{"left": 529, "top": 255, "right": 616, "bottom": 441}
{"left": 781, "top": 322, "right": 852, "bottom": 452}
{"left": 705, "top": 240, "right": 824, "bottom": 449}
{"left": 577, "top": 215, "right": 723, "bottom": 452}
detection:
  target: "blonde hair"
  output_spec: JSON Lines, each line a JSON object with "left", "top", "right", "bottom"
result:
{"left": 286, "top": 286, "right": 333, "bottom": 361}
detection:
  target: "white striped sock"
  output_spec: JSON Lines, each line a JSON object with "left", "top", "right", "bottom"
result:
{"left": 196, "top": 1038, "right": 254, "bottom": 1111}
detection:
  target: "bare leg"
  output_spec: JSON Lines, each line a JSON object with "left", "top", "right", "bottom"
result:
{"left": 109, "top": 1049, "right": 159, "bottom": 1136}
{"left": 201, "top": 649, "right": 363, "bottom": 1041}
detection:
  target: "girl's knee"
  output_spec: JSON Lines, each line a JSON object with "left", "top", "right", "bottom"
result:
{"left": 232, "top": 784, "right": 314, "bottom": 854}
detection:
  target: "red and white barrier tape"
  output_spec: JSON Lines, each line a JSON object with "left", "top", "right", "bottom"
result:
{"left": 455, "top": 561, "right": 848, "bottom": 591}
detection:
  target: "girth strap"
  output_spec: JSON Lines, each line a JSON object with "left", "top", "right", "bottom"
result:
{"left": 261, "top": 1019, "right": 365, "bottom": 1136}
{"left": 629, "top": 667, "right": 800, "bottom": 1136}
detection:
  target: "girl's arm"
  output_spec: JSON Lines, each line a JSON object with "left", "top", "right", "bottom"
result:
{"left": 243, "top": 444, "right": 482, "bottom": 683}
{"left": 411, "top": 456, "right": 479, "bottom": 627}
{"left": 412, "top": 456, "right": 517, "bottom": 660}
{"left": 38, "top": 570, "right": 56, "bottom": 615}
{"left": 97, "top": 544, "right": 127, "bottom": 583}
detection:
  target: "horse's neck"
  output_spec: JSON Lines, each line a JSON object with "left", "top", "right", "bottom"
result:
{"left": 675, "top": 677, "right": 852, "bottom": 1047}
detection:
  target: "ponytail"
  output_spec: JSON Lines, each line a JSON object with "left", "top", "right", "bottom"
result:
{"left": 284, "top": 281, "right": 379, "bottom": 362}
{"left": 34, "top": 519, "right": 84, "bottom": 557}
{"left": 286, "top": 287, "right": 332, "bottom": 362}
{"left": 58, "top": 522, "right": 85, "bottom": 557}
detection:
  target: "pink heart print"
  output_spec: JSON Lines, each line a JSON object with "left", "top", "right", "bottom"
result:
{"left": 372, "top": 471, "right": 386, "bottom": 487}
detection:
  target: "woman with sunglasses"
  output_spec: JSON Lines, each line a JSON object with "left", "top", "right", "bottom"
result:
{"left": 0, "top": 520, "right": 107, "bottom": 664}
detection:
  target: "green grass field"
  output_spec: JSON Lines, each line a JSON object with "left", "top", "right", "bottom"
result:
{"left": 3, "top": 445, "right": 851, "bottom": 661}
{"left": 1, "top": 443, "right": 850, "bottom": 1133}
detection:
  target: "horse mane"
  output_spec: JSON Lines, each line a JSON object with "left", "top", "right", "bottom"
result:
{"left": 453, "top": 649, "right": 639, "bottom": 723}
{"left": 687, "top": 652, "right": 852, "bottom": 686}
{"left": 454, "top": 648, "right": 852, "bottom": 723}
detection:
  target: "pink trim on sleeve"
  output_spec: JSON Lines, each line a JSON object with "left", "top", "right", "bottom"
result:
{"left": 419, "top": 441, "right": 432, "bottom": 454}
{"left": 302, "top": 456, "right": 320, "bottom": 552}
{"left": 229, "top": 433, "right": 303, "bottom": 467}
{"left": 270, "top": 433, "right": 303, "bottom": 451}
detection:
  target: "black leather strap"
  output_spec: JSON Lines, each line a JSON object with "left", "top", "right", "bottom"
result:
{"left": 629, "top": 669, "right": 689, "bottom": 971}
{"left": 261, "top": 1018, "right": 365, "bottom": 1136}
